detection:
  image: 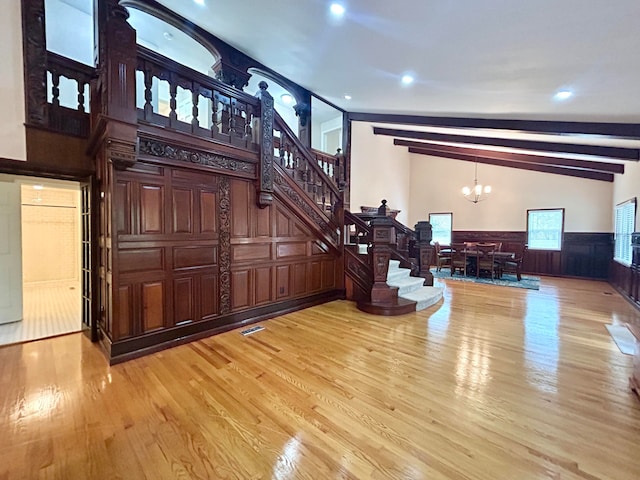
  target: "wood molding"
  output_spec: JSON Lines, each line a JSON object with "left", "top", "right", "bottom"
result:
{"left": 374, "top": 126, "right": 639, "bottom": 160}
{"left": 407, "top": 146, "right": 614, "bottom": 182}
{"left": 350, "top": 112, "right": 640, "bottom": 139}
{"left": 396, "top": 139, "right": 624, "bottom": 174}
{"left": 108, "top": 289, "right": 344, "bottom": 364}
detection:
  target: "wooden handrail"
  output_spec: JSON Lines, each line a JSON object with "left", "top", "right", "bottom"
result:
{"left": 48, "top": 52, "right": 95, "bottom": 82}
{"left": 345, "top": 210, "right": 371, "bottom": 233}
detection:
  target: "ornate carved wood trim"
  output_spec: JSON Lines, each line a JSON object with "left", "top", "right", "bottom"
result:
{"left": 22, "top": 0, "right": 48, "bottom": 127}
{"left": 138, "top": 138, "right": 256, "bottom": 175}
{"left": 256, "top": 81, "right": 274, "bottom": 207}
{"left": 107, "top": 138, "right": 137, "bottom": 170}
{"left": 218, "top": 176, "right": 231, "bottom": 314}
{"left": 273, "top": 171, "right": 338, "bottom": 246}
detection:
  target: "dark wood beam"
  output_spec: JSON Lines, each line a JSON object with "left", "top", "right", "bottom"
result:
{"left": 394, "top": 139, "right": 625, "bottom": 174}
{"left": 374, "top": 127, "right": 640, "bottom": 160}
{"left": 348, "top": 112, "right": 640, "bottom": 139}
{"left": 406, "top": 147, "right": 614, "bottom": 182}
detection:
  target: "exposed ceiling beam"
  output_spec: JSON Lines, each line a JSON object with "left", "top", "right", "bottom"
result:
{"left": 374, "top": 127, "right": 640, "bottom": 160}
{"left": 394, "top": 139, "right": 625, "bottom": 174}
{"left": 406, "top": 147, "right": 614, "bottom": 182}
{"left": 349, "top": 113, "right": 640, "bottom": 139}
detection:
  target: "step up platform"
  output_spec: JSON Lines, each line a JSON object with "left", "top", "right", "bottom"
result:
{"left": 387, "top": 260, "right": 444, "bottom": 312}
{"left": 356, "top": 260, "right": 444, "bottom": 315}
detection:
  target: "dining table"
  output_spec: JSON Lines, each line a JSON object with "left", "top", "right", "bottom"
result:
{"left": 460, "top": 248, "right": 515, "bottom": 278}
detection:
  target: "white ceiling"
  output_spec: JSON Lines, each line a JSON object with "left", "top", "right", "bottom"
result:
{"left": 153, "top": 0, "right": 640, "bottom": 124}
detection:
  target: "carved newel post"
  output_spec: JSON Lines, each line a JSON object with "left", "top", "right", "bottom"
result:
{"left": 369, "top": 216, "right": 399, "bottom": 304}
{"left": 414, "top": 221, "right": 434, "bottom": 286}
{"left": 255, "top": 81, "right": 274, "bottom": 208}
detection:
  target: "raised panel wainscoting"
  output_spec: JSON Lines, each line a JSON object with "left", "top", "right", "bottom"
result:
{"left": 610, "top": 232, "right": 640, "bottom": 312}
{"left": 106, "top": 162, "right": 342, "bottom": 363}
{"left": 452, "top": 231, "right": 613, "bottom": 279}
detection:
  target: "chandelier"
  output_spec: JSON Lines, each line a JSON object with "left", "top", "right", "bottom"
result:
{"left": 462, "top": 161, "right": 491, "bottom": 203}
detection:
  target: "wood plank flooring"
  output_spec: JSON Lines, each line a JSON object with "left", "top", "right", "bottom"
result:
{"left": 1, "top": 277, "right": 639, "bottom": 479}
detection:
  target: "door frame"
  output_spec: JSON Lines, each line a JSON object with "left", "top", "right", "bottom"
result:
{"left": 81, "top": 176, "right": 99, "bottom": 342}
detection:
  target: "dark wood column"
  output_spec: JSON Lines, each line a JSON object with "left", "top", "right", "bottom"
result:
{"left": 255, "top": 81, "right": 274, "bottom": 208}
{"left": 368, "top": 216, "right": 397, "bottom": 304}
{"left": 21, "top": 0, "right": 47, "bottom": 127}
{"left": 294, "top": 92, "right": 312, "bottom": 148}
{"left": 89, "top": 0, "right": 139, "bottom": 346}
{"left": 414, "top": 221, "right": 434, "bottom": 286}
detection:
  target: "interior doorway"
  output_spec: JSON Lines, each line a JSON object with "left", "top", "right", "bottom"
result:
{"left": 0, "top": 175, "right": 83, "bottom": 346}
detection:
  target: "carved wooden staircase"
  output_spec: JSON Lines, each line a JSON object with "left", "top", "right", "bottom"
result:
{"left": 344, "top": 208, "right": 444, "bottom": 315}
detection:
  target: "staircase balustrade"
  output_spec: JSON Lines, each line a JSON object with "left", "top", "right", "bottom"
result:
{"left": 344, "top": 207, "right": 434, "bottom": 309}
{"left": 273, "top": 111, "right": 342, "bottom": 222}
{"left": 355, "top": 211, "right": 422, "bottom": 276}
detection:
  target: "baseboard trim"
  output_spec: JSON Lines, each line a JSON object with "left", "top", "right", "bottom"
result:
{"left": 108, "top": 290, "right": 344, "bottom": 364}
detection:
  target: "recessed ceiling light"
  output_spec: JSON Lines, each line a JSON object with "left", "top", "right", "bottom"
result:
{"left": 554, "top": 90, "right": 573, "bottom": 101}
{"left": 343, "top": 94, "right": 352, "bottom": 100}
{"left": 194, "top": 0, "right": 205, "bottom": 5}
{"left": 280, "top": 93, "right": 294, "bottom": 105}
{"left": 330, "top": 3, "right": 346, "bottom": 16}
{"left": 163, "top": 32, "right": 173, "bottom": 40}
{"left": 33, "top": 184, "right": 43, "bottom": 190}
{"left": 401, "top": 74, "right": 415, "bottom": 85}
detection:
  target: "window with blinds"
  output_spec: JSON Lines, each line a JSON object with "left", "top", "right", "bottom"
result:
{"left": 614, "top": 198, "right": 636, "bottom": 266}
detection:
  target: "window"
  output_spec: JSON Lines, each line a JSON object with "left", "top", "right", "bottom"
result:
{"left": 614, "top": 198, "right": 636, "bottom": 266}
{"left": 429, "top": 213, "right": 452, "bottom": 245}
{"left": 527, "top": 209, "right": 564, "bottom": 250}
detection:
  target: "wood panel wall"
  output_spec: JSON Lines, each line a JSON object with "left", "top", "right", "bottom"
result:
{"left": 610, "top": 233, "right": 640, "bottom": 312}
{"left": 452, "top": 231, "right": 613, "bottom": 279}
{"left": 106, "top": 161, "right": 341, "bottom": 361}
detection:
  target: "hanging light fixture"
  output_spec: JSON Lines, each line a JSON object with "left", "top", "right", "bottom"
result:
{"left": 462, "top": 160, "right": 491, "bottom": 203}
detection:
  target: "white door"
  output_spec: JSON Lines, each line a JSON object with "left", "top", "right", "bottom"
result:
{"left": 0, "top": 181, "right": 22, "bottom": 324}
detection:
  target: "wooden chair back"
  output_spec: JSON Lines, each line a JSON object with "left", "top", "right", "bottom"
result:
{"left": 450, "top": 243, "right": 468, "bottom": 276}
{"left": 476, "top": 244, "right": 497, "bottom": 279}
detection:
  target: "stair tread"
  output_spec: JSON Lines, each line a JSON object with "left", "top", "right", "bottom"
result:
{"left": 399, "top": 285, "right": 444, "bottom": 311}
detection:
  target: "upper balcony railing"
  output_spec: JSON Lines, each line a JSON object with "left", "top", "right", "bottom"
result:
{"left": 136, "top": 46, "right": 260, "bottom": 151}
{"left": 46, "top": 51, "right": 94, "bottom": 137}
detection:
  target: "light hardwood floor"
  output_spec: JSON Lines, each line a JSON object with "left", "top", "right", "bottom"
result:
{"left": 1, "top": 277, "right": 639, "bottom": 479}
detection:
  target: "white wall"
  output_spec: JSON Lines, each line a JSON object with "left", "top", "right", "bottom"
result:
{"left": 350, "top": 121, "right": 614, "bottom": 232}
{"left": 0, "top": 2, "right": 27, "bottom": 161}
{"left": 408, "top": 154, "right": 613, "bottom": 232}
{"left": 350, "top": 122, "right": 412, "bottom": 225}
{"left": 613, "top": 161, "right": 640, "bottom": 231}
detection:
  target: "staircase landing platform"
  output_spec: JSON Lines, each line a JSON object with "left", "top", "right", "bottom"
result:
{"left": 356, "top": 297, "right": 417, "bottom": 316}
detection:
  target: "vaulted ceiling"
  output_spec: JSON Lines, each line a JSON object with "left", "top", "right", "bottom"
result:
{"left": 145, "top": 0, "right": 640, "bottom": 181}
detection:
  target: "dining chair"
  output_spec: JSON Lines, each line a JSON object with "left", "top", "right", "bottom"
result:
{"left": 434, "top": 242, "right": 452, "bottom": 272}
{"left": 501, "top": 244, "right": 527, "bottom": 281}
{"left": 450, "top": 243, "right": 468, "bottom": 276}
{"left": 476, "top": 244, "right": 497, "bottom": 279}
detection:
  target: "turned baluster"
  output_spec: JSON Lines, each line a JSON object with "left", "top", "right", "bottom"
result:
{"left": 211, "top": 92, "right": 219, "bottom": 134}
{"left": 191, "top": 89, "right": 199, "bottom": 130}
{"left": 143, "top": 67, "right": 153, "bottom": 119}
{"left": 229, "top": 98, "right": 237, "bottom": 134}
{"left": 51, "top": 71, "right": 60, "bottom": 107}
{"left": 169, "top": 78, "right": 177, "bottom": 124}
{"left": 77, "top": 80, "right": 86, "bottom": 112}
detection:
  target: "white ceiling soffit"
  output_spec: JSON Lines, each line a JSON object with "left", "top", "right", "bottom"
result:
{"left": 155, "top": 0, "right": 640, "bottom": 124}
